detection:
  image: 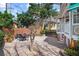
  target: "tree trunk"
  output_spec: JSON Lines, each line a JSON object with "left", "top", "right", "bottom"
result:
{"left": 29, "top": 31, "right": 35, "bottom": 51}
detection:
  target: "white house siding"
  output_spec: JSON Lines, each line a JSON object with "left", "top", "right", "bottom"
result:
{"left": 64, "top": 22, "right": 70, "bottom": 34}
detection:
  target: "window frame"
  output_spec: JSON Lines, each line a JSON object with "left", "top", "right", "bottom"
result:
{"left": 72, "top": 9, "right": 79, "bottom": 35}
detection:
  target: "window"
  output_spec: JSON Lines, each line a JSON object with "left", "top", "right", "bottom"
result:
{"left": 73, "top": 25, "right": 79, "bottom": 35}
{"left": 73, "top": 8, "right": 79, "bottom": 24}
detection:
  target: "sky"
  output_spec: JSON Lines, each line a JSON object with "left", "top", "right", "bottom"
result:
{"left": 53, "top": 4, "right": 60, "bottom": 11}
{"left": 7, "top": 3, "right": 30, "bottom": 17}
{"left": 0, "top": 3, "right": 30, "bottom": 17}
{"left": 0, "top": 3, "right": 60, "bottom": 17}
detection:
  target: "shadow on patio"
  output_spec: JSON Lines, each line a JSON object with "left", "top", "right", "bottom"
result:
{"left": 0, "top": 40, "right": 5, "bottom": 56}
{"left": 44, "top": 36, "right": 66, "bottom": 49}
{"left": 0, "top": 49, "right": 4, "bottom": 56}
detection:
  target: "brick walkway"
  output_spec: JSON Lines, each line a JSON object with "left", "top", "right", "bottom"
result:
{"left": 0, "top": 35, "right": 66, "bottom": 56}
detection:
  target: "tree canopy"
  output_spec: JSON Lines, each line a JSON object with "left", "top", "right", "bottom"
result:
{"left": 17, "top": 12, "right": 35, "bottom": 27}
{"left": 29, "top": 3, "right": 58, "bottom": 19}
{"left": 17, "top": 3, "right": 58, "bottom": 27}
{"left": 0, "top": 11, "right": 14, "bottom": 29}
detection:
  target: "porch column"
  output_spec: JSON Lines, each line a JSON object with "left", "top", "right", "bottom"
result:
{"left": 69, "top": 12, "right": 72, "bottom": 39}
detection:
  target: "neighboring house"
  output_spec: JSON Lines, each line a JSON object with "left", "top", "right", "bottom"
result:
{"left": 44, "top": 16, "right": 58, "bottom": 31}
{"left": 56, "top": 3, "right": 79, "bottom": 48}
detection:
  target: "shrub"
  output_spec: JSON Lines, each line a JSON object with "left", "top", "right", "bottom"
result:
{"left": 45, "top": 30, "right": 57, "bottom": 36}
{"left": 7, "top": 33, "right": 13, "bottom": 42}
{"left": 0, "top": 30, "right": 5, "bottom": 47}
{"left": 0, "top": 30, "right": 5, "bottom": 37}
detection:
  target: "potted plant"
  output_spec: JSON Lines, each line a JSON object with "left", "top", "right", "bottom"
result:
{"left": 0, "top": 30, "right": 5, "bottom": 48}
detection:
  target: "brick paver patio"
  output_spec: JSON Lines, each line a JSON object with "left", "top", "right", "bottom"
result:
{"left": 0, "top": 35, "right": 66, "bottom": 56}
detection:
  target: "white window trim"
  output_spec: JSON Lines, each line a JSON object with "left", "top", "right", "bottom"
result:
{"left": 73, "top": 23, "right": 79, "bottom": 25}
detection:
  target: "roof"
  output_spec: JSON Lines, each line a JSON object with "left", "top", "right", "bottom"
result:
{"left": 2, "top": 27, "right": 13, "bottom": 33}
{"left": 67, "top": 3, "right": 79, "bottom": 11}
{"left": 14, "top": 28, "right": 31, "bottom": 37}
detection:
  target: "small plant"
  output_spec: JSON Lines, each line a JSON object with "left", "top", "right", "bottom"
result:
{"left": 64, "top": 48, "right": 79, "bottom": 56}
{"left": 40, "top": 29, "right": 46, "bottom": 34}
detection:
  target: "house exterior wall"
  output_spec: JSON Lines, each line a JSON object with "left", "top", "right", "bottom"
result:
{"left": 57, "top": 3, "right": 79, "bottom": 48}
